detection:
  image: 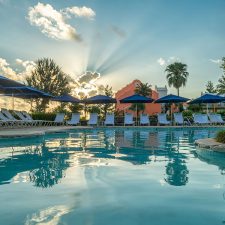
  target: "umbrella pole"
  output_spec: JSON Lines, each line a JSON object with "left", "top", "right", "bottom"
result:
{"left": 12, "top": 93, "right": 14, "bottom": 110}
{"left": 136, "top": 104, "right": 138, "bottom": 126}
{"left": 206, "top": 103, "right": 209, "bottom": 114}
{"left": 170, "top": 104, "right": 173, "bottom": 124}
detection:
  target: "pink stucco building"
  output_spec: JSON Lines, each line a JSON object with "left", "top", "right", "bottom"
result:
{"left": 115, "top": 80, "right": 162, "bottom": 115}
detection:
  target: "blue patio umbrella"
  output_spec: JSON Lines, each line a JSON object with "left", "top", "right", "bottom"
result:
{"left": 1, "top": 86, "right": 53, "bottom": 98}
{"left": 155, "top": 94, "right": 189, "bottom": 120}
{"left": 154, "top": 94, "right": 189, "bottom": 104}
{"left": 0, "top": 75, "right": 25, "bottom": 88}
{"left": 189, "top": 93, "right": 225, "bottom": 104}
{"left": 120, "top": 94, "right": 154, "bottom": 124}
{"left": 82, "top": 95, "right": 117, "bottom": 104}
{"left": 119, "top": 94, "right": 154, "bottom": 103}
{"left": 0, "top": 85, "right": 53, "bottom": 109}
{"left": 189, "top": 93, "right": 225, "bottom": 113}
{"left": 51, "top": 94, "right": 80, "bottom": 103}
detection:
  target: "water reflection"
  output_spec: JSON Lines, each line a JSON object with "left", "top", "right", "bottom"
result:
{"left": 0, "top": 128, "right": 224, "bottom": 188}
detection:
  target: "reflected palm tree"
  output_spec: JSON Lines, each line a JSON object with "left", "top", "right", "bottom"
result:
{"left": 163, "top": 130, "right": 189, "bottom": 186}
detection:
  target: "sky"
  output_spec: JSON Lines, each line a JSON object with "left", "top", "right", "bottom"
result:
{"left": 0, "top": 0, "right": 225, "bottom": 98}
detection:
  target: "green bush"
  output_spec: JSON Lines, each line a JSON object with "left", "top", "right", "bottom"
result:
{"left": 217, "top": 110, "right": 225, "bottom": 117}
{"left": 182, "top": 110, "right": 193, "bottom": 118}
{"left": 216, "top": 130, "right": 225, "bottom": 143}
{"left": 32, "top": 112, "right": 56, "bottom": 121}
{"left": 187, "top": 104, "right": 202, "bottom": 112}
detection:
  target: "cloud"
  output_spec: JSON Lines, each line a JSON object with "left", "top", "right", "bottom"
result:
{"left": 209, "top": 59, "right": 221, "bottom": 64}
{"left": 62, "top": 6, "right": 95, "bottom": 19}
{"left": 157, "top": 57, "right": 166, "bottom": 66}
{"left": 0, "top": 57, "right": 35, "bottom": 83}
{"left": 0, "top": 57, "right": 17, "bottom": 79}
{"left": 28, "top": 3, "right": 81, "bottom": 41}
{"left": 77, "top": 71, "right": 100, "bottom": 84}
{"left": 72, "top": 71, "right": 102, "bottom": 97}
{"left": 15, "top": 58, "right": 36, "bottom": 76}
{"left": 111, "top": 25, "right": 126, "bottom": 38}
{"left": 28, "top": 3, "right": 96, "bottom": 41}
{"left": 157, "top": 56, "right": 180, "bottom": 66}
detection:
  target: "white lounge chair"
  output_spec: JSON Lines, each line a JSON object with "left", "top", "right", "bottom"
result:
{"left": 67, "top": 113, "right": 80, "bottom": 125}
{"left": 1, "top": 108, "right": 17, "bottom": 121}
{"left": 21, "top": 111, "right": 45, "bottom": 126}
{"left": 140, "top": 113, "right": 150, "bottom": 125}
{"left": 173, "top": 113, "right": 190, "bottom": 126}
{"left": 157, "top": 113, "right": 171, "bottom": 125}
{"left": 193, "top": 114, "right": 210, "bottom": 125}
{"left": 13, "top": 110, "right": 35, "bottom": 126}
{"left": 51, "top": 113, "right": 65, "bottom": 125}
{"left": 208, "top": 113, "right": 225, "bottom": 125}
{"left": 104, "top": 113, "right": 114, "bottom": 126}
{"left": 124, "top": 113, "right": 134, "bottom": 126}
{"left": 1, "top": 109, "right": 28, "bottom": 127}
{"left": 88, "top": 113, "right": 98, "bottom": 126}
{"left": 0, "top": 111, "right": 15, "bottom": 127}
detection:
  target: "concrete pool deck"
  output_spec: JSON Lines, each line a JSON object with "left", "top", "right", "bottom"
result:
{"left": 0, "top": 126, "right": 90, "bottom": 138}
{"left": 0, "top": 125, "right": 224, "bottom": 138}
{"left": 195, "top": 138, "right": 225, "bottom": 153}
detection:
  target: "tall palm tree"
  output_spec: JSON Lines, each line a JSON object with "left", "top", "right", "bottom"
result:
{"left": 165, "top": 62, "right": 189, "bottom": 96}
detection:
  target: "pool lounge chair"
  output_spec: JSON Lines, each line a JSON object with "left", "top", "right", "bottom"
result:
{"left": 22, "top": 111, "right": 46, "bottom": 126}
{"left": 193, "top": 114, "right": 210, "bottom": 125}
{"left": 67, "top": 113, "right": 80, "bottom": 126}
{"left": 51, "top": 113, "right": 65, "bottom": 126}
{"left": 23, "top": 111, "right": 65, "bottom": 126}
{"left": 13, "top": 110, "right": 36, "bottom": 126}
{"left": 174, "top": 113, "right": 190, "bottom": 126}
{"left": 88, "top": 113, "right": 98, "bottom": 126}
{"left": 104, "top": 113, "right": 115, "bottom": 126}
{"left": 157, "top": 113, "right": 171, "bottom": 126}
{"left": 0, "top": 111, "right": 15, "bottom": 127}
{"left": 1, "top": 109, "right": 29, "bottom": 127}
{"left": 140, "top": 113, "right": 150, "bottom": 126}
{"left": 124, "top": 113, "right": 134, "bottom": 126}
{"left": 208, "top": 113, "right": 225, "bottom": 125}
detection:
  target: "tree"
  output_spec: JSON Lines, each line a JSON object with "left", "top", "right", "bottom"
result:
{"left": 217, "top": 58, "right": 225, "bottom": 94}
{"left": 100, "top": 85, "right": 115, "bottom": 117}
{"left": 130, "top": 82, "right": 152, "bottom": 115}
{"left": 26, "top": 58, "right": 71, "bottom": 112}
{"left": 206, "top": 81, "right": 217, "bottom": 93}
{"left": 165, "top": 62, "right": 189, "bottom": 96}
{"left": 135, "top": 82, "right": 152, "bottom": 97}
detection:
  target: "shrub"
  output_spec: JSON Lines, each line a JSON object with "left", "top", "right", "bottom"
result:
{"left": 182, "top": 110, "right": 193, "bottom": 118}
{"left": 216, "top": 130, "right": 225, "bottom": 143}
{"left": 32, "top": 112, "right": 56, "bottom": 121}
{"left": 187, "top": 104, "right": 202, "bottom": 112}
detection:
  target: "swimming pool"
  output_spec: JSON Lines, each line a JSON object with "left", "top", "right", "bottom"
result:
{"left": 0, "top": 127, "right": 225, "bottom": 225}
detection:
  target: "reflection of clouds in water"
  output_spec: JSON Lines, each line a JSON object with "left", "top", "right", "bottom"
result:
{"left": 25, "top": 205, "right": 71, "bottom": 225}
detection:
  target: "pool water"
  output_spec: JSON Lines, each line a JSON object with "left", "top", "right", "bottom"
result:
{"left": 0, "top": 127, "right": 225, "bottom": 225}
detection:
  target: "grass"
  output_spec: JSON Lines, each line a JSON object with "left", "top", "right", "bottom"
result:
{"left": 216, "top": 130, "right": 225, "bottom": 143}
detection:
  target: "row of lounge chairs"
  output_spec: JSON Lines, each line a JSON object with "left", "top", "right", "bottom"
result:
{"left": 0, "top": 109, "right": 224, "bottom": 128}
{"left": 158, "top": 113, "right": 225, "bottom": 126}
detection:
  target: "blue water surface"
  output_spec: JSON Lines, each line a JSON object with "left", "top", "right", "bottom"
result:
{"left": 0, "top": 127, "right": 225, "bottom": 225}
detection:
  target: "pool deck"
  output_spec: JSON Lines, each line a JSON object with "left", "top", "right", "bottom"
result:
{"left": 0, "top": 126, "right": 90, "bottom": 138}
{"left": 195, "top": 138, "right": 225, "bottom": 152}
{"left": 0, "top": 125, "right": 224, "bottom": 138}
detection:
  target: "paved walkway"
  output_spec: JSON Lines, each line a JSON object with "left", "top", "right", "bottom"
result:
{"left": 0, "top": 126, "right": 89, "bottom": 138}
{"left": 0, "top": 125, "right": 224, "bottom": 138}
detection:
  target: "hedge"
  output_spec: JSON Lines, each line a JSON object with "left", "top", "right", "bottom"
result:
{"left": 32, "top": 112, "right": 56, "bottom": 121}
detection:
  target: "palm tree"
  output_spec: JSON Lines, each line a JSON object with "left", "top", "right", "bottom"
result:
{"left": 135, "top": 82, "right": 152, "bottom": 97}
{"left": 130, "top": 82, "right": 152, "bottom": 115}
{"left": 165, "top": 62, "right": 189, "bottom": 96}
